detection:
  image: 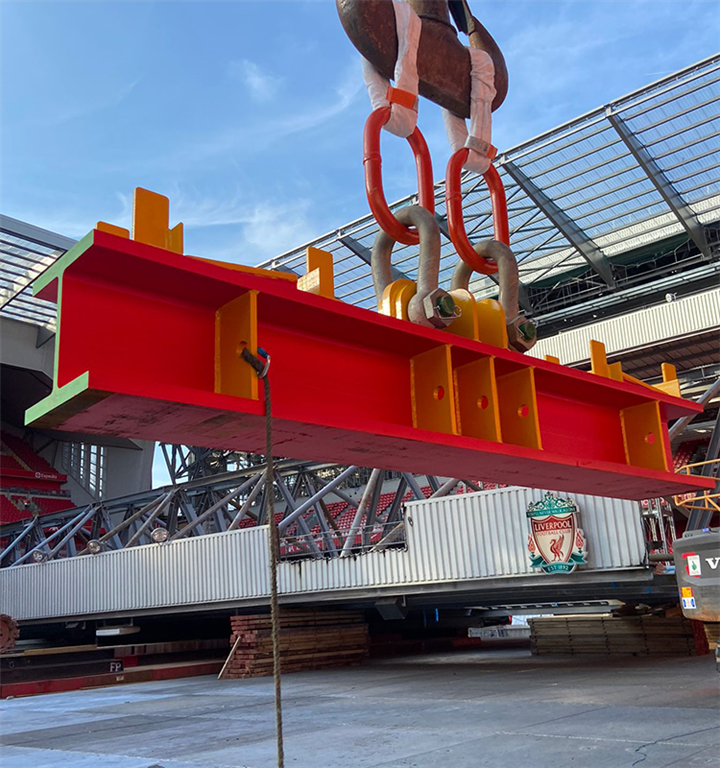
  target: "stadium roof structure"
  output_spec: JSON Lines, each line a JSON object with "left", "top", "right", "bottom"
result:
{"left": 0, "top": 216, "right": 75, "bottom": 331}
{"left": 1, "top": 55, "right": 718, "bottom": 335}
{"left": 261, "top": 54, "right": 720, "bottom": 331}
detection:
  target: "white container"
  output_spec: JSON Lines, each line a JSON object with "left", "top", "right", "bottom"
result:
{"left": 0, "top": 487, "right": 646, "bottom": 621}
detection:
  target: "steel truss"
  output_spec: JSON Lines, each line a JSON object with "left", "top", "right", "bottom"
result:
{"left": 0, "top": 460, "right": 479, "bottom": 567}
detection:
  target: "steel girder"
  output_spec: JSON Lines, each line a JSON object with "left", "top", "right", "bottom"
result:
{"left": 23, "top": 228, "right": 711, "bottom": 499}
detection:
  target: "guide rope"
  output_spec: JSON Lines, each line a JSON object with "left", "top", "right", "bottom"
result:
{"left": 240, "top": 344, "right": 284, "bottom": 768}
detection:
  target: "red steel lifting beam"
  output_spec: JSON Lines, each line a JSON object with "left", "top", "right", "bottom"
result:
{"left": 26, "top": 227, "right": 712, "bottom": 501}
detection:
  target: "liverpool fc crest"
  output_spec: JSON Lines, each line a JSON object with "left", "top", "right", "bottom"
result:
{"left": 527, "top": 493, "right": 587, "bottom": 574}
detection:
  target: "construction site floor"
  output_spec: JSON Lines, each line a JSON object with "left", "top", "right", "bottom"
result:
{"left": 1, "top": 648, "right": 718, "bottom": 768}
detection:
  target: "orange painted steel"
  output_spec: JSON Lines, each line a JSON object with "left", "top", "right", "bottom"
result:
{"left": 363, "top": 106, "right": 435, "bottom": 245}
{"left": 446, "top": 148, "right": 509, "bottom": 274}
{"left": 24, "top": 228, "right": 714, "bottom": 501}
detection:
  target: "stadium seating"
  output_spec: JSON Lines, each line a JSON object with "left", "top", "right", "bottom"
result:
{"left": 0, "top": 435, "right": 74, "bottom": 524}
{"left": 0, "top": 495, "right": 26, "bottom": 524}
{"left": 33, "top": 497, "right": 74, "bottom": 515}
{"left": 0, "top": 454, "right": 25, "bottom": 472}
{"left": 1, "top": 434, "right": 58, "bottom": 474}
{"left": 9, "top": 494, "right": 34, "bottom": 510}
{"left": 673, "top": 440, "right": 702, "bottom": 472}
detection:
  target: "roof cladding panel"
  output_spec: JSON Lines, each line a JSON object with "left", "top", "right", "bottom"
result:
{"left": 618, "top": 66, "right": 720, "bottom": 224}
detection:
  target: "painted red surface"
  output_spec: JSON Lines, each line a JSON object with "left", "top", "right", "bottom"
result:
{"left": 0, "top": 661, "right": 223, "bottom": 699}
{"left": 363, "top": 106, "right": 435, "bottom": 245}
{"left": 30, "top": 231, "right": 712, "bottom": 501}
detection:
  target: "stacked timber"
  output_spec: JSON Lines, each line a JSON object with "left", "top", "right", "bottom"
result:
{"left": 221, "top": 610, "right": 369, "bottom": 679}
{"left": 704, "top": 622, "right": 720, "bottom": 650}
{"left": 529, "top": 615, "right": 697, "bottom": 656}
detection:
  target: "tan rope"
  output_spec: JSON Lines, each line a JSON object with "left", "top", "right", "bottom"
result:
{"left": 241, "top": 347, "right": 284, "bottom": 767}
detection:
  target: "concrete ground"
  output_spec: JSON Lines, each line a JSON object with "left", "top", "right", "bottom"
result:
{"left": 1, "top": 649, "right": 719, "bottom": 768}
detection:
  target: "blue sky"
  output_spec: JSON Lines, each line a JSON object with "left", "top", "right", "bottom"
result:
{"left": 2, "top": 0, "right": 718, "bottom": 487}
{"left": 2, "top": 0, "right": 719, "bottom": 268}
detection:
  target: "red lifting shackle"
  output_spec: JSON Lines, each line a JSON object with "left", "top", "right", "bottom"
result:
{"left": 446, "top": 147, "right": 509, "bottom": 275}
{"left": 363, "top": 106, "right": 435, "bottom": 246}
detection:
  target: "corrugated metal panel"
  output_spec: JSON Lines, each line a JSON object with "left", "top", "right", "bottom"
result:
{"left": 0, "top": 527, "right": 269, "bottom": 621}
{"left": 269, "top": 488, "right": 644, "bottom": 595}
{"left": 1, "top": 488, "right": 645, "bottom": 621}
{"left": 532, "top": 288, "right": 720, "bottom": 364}
{"left": 404, "top": 487, "right": 645, "bottom": 578}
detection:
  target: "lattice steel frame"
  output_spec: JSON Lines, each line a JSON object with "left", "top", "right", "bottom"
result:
{"left": 0, "top": 460, "right": 478, "bottom": 566}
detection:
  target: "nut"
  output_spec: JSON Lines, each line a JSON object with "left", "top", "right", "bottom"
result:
{"left": 409, "top": 288, "right": 459, "bottom": 329}
{"left": 507, "top": 316, "right": 537, "bottom": 353}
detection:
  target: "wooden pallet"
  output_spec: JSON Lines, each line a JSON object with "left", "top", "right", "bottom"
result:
{"left": 221, "top": 610, "right": 369, "bottom": 679}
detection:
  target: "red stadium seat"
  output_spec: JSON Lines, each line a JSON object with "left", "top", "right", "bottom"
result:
{"left": 1, "top": 435, "right": 57, "bottom": 473}
{"left": 0, "top": 495, "right": 31, "bottom": 524}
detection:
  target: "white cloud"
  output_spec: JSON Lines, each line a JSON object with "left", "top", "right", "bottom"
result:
{"left": 98, "top": 58, "right": 363, "bottom": 175}
{"left": 117, "top": 186, "right": 317, "bottom": 264}
{"left": 10, "top": 187, "right": 317, "bottom": 266}
{"left": 42, "top": 78, "right": 141, "bottom": 128}
{"left": 185, "top": 197, "right": 317, "bottom": 264}
{"left": 188, "top": 57, "right": 363, "bottom": 164}
{"left": 228, "top": 59, "right": 283, "bottom": 103}
{"left": 238, "top": 199, "right": 316, "bottom": 261}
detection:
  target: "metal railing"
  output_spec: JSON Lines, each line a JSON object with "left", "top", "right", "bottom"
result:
{"left": 674, "top": 459, "right": 720, "bottom": 530}
{"left": 280, "top": 518, "right": 407, "bottom": 560}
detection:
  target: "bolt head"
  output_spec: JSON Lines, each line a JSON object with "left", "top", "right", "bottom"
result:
{"left": 435, "top": 294, "right": 456, "bottom": 318}
{"left": 519, "top": 321, "right": 536, "bottom": 341}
